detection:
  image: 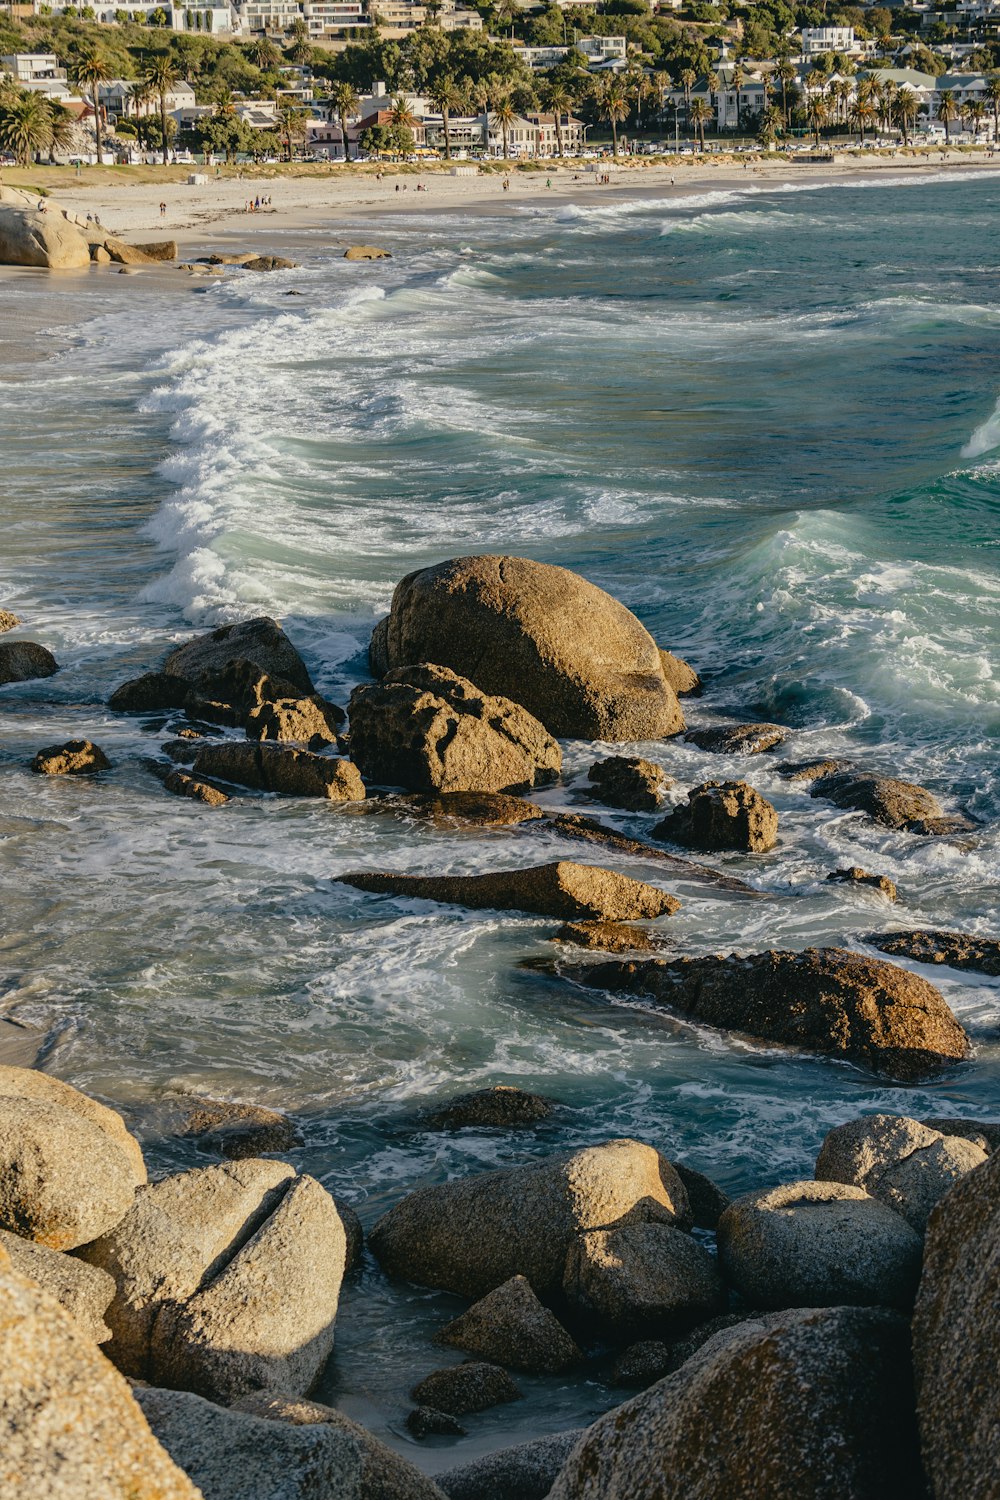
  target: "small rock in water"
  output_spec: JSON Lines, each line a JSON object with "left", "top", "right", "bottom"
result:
{"left": 194, "top": 742, "right": 364, "bottom": 801}
{"left": 161, "top": 739, "right": 200, "bottom": 765}
{"left": 163, "top": 616, "right": 314, "bottom": 694}
{"left": 654, "top": 780, "right": 778, "bottom": 853}
{"left": 868, "top": 928, "right": 1000, "bottom": 977}
{"left": 437, "top": 1274, "right": 582, "bottom": 1374}
{"left": 586, "top": 756, "right": 671, "bottom": 812}
{"left": 410, "top": 1362, "right": 522, "bottom": 1416}
{"left": 241, "top": 255, "right": 298, "bottom": 271}
{"left": 810, "top": 770, "right": 973, "bottom": 835}
{"left": 815, "top": 1114, "right": 987, "bottom": 1233}
{"left": 422, "top": 1085, "right": 554, "bottom": 1130}
{"left": 163, "top": 770, "right": 229, "bottom": 807}
{"left": 245, "top": 692, "right": 345, "bottom": 747}
{"left": 0, "top": 640, "right": 58, "bottom": 685}
{"left": 173, "top": 1097, "right": 302, "bottom": 1158}
{"left": 406, "top": 1406, "right": 467, "bottom": 1438}
{"left": 31, "top": 740, "right": 111, "bottom": 776}
{"left": 553, "top": 920, "right": 670, "bottom": 954}
{"left": 777, "top": 757, "right": 846, "bottom": 782}
{"left": 0, "top": 609, "right": 21, "bottom": 633}
{"left": 684, "top": 722, "right": 787, "bottom": 755}
{"left": 403, "top": 790, "right": 544, "bottom": 827}
{"left": 344, "top": 245, "right": 392, "bottom": 260}
{"left": 827, "top": 867, "right": 898, "bottom": 901}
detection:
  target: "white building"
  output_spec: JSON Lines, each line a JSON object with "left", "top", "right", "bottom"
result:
{"left": 301, "top": 0, "right": 366, "bottom": 32}
{"left": 801, "top": 26, "right": 858, "bottom": 55}
{"left": 0, "top": 51, "right": 64, "bottom": 81}
{"left": 27, "top": 0, "right": 238, "bottom": 29}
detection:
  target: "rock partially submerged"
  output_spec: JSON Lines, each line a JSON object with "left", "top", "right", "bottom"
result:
{"left": 242, "top": 255, "right": 299, "bottom": 271}
{"left": 0, "top": 201, "right": 91, "bottom": 269}
{"left": 344, "top": 245, "right": 392, "bottom": 260}
{"left": 245, "top": 691, "right": 344, "bottom": 746}
{"left": 170, "top": 1096, "right": 303, "bottom": 1159}
{"left": 337, "top": 861, "right": 679, "bottom": 921}
{"left": 369, "top": 1139, "right": 690, "bottom": 1298}
{"left": 815, "top": 1114, "right": 986, "bottom": 1233}
{"left": 557, "top": 947, "right": 970, "bottom": 1082}
{"left": 654, "top": 780, "right": 778, "bottom": 853}
{"left": 421, "top": 1085, "right": 554, "bottom": 1130}
{"left": 437, "top": 1275, "right": 582, "bottom": 1373}
{"left": 828, "top": 866, "right": 898, "bottom": 901}
{"left": 163, "top": 616, "right": 314, "bottom": 693}
{"left": 586, "top": 756, "right": 670, "bottom": 812}
{"left": 402, "top": 791, "right": 544, "bottom": 826}
{"left": 868, "top": 927, "right": 1000, "bottom": 976}
{"left": 410, "top": 1362, "right": 522, "bottom": 1415}
{"left": 163, "top": 769, "right": 230, "bottom": 806}
{"left": 554, "top": 920, "right": 670, "bottom": 954}
{"left": 563, "top": 1222, "right": 724, "bottom": 1337}
{"left": 31, "top": 740, "right": 111, "bottom": 776}
{"left": 810, "top": 769, "right": 972, "bottom": 835}
{"left": 371, "top": 555, "right": 685, "bottom": 741}
{"left": 194, "top": 742, "right": 365, "bottom": 800}
{"left": 542, "top": 812, "right": 763, "bottom": 897}
{"left": 0, "top": 640, "right": 58, "bottom": 684}
{"left": 349, "top": 664, "right": 560, "bottom": 794}
{"left": 684, "top": 722, "right": 787, "bottom": 755}
{"left": 436, "top": 1430, "right": 583, "bottom": 1500}
{"left": 0, "top": 609, "right": 21, "bottom": 632}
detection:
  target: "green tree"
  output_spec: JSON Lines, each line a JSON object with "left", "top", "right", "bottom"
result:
{"left": 0, "top": 87, "right": 54, "bottom": 166}
{"left": 428, "top": 73, "right": 464, "bottom": 159}
{"left": 329, "top": 79, "right": 359, "bottom": 160}
{"left": 142, "top": 50, "right": 179, "bottom": 164}
{"left": 985, "top": 73, "right": 1000, "bottom": 141}
{"left": 70, "top": 46, "right": 112, "bottom": 165}
{"left": 596, "top": 74, "right": 628, "bottom": 156}
{"left": 777, "top": 58, "right": 795, "bottom": 126}
{"left": 491, "top": 87, "right": 516, "bottom": 157}
{"left": 892, "top": 88, "right": 918, "bottom": 144}
{"left": 689, "top": 94, "right": 712, "bottom": 148}
{"left": 806, "top": 91, "right": 828, "bottom": 147}
{"left": 756, "top": 101, "right": 782, "bottom": 147}
{"left": 936, "top": 87, "right": 957, "bottom": 143}
{"left": 540, "top": 77, "right": 573, "bottom": 156}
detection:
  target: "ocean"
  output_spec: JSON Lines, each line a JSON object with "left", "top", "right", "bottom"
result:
{"left": 1, "top": 170, "right": 999, "bottom": 1465}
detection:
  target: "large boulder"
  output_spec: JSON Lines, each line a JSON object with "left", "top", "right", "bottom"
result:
{"left": 135, "top": 1385, "right": 361, "bottom": 1500}
{"left": 0, "top": 640, "right": 58, "bottom": 684}
{"left": 76, "top": 1159, "right": 347, "bottom": 1402}
{"left": 912, "top": 1151, "right": 1000, "bottom": 1499}
{"left": 0, "top": 1251, "right": 202, "bottom": 1499}
{"left": 193, "top": 742, "right": 365, "bottom": 800}
{"left": 369, "top": 1139, "right": 690, "bottom": 1298}
{"left": 437, "top": 1431, "right": 583, "bottom": 1500}
{"left": 0, "top": 203, "right": 91, "bottom": 269}
{"left": 437, "top": 1274, "right": 582, "bottom": 1373}
{"left": 0, "top": 1097, "right": 139, "bottom": 1250}
{"left": 654, "top": 780, "right": 778, "bottom": 853}
{"left": 349, "top": 664, "right": 561, "bottom": 794}
{"left": 921, "top": 1117, "right": 1000, "bottom": 1154}
{"left": 810, "top": 770, "right": 972, "bottom": 835}
{"left": 548, "top": 1306, "right": 922, "bottom": 1500}
{"left": 0, "top": 1229, "right": 116, "bottom": 1341}
{"left": 717, "top": 1180, "right": 923, "bottom": 1310}
{"left": 0, "top": 1067, "right": 146, "bottom": 1186}
{"left": 371, "top": 556, "right": 685, "bottom": 741}
{"left": 163, "top": 616, "right": 313, "bottom": 693}
{"left": 337, "top": 861, "right": 679, "bottom": 922}
{"left": 815, "top": 1114, "right": 987, "bottom": 1232}
{"left": 558, "top": 947, "right": 970, "bottom": 1083}
{"left": 868, "top": 928, "right": 1000, "bottom": 977}
{"left": 586, "top": 756, "right": 670, "bottom": 812}
{"left": 233, "top": 1391, "right": 446, "bottom": 1500}
{"left": 563, "top": 1222, "right": 724, "bottom": 1337}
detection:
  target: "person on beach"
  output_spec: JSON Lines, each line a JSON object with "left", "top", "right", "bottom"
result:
{"left": 160, "top": 202, "right": 166, "bottom": 217}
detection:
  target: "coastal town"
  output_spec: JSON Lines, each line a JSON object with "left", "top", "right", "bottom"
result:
{"left": 4, "top": 0, "right": 1000, "bottom": 166}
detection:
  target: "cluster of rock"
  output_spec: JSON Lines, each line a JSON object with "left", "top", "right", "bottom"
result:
{"left": 0, "top": 186, "right": 176, "bottom": 271}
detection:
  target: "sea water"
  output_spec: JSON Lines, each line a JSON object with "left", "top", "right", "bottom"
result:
{"left": 1, "top": 172, "right": 999, "bottom": 1465}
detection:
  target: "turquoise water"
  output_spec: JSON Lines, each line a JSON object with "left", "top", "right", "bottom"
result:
{"left": 1, "top": 171, "right": 999, "bottom": 1465}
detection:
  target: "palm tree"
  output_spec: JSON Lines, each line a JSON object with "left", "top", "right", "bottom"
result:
{"left": 596, "top": 76, "right": 628, "bottom": 156}
{"left": 279, "top": 102, "right": 308, "bottom": 160}
{"left": 985, "top": 73, "right": 1000, "bottom": 141}
{"left": 777, "top": 60, "right": 796, "bottom": 127}
{"left": 937, "top": 88, "right": 958, "bottom": 143}
{"left": 729, "top": 62, "right": 744, "bottom": 132}
{"left": 806, "top": 92, "right": 828, "bottom": 148}
{"left": 893, "top": 89, "right": 918, "bottom": 145}
{"left": 142, "top": 52, "right": 179, "bottom": 165}
{"left": 540, "top": 78, "right": 573, "bottom": 157}
{"left": 70, "top": 46, "right": 111, "bottom": 165}
{"left": 0, "top": 87, "right": 54, "bottom": 166}
{"left": 45, "top": 99, "right": 76, "bottom": 162}
{"left": 428, "top": 75, "right": 463, "bottom": 160}
{"left": 329, "top": 80, "right": 359, "bottom": 161}
{"left": 963, "top": 97, "right": 986, "bottom": 137}
{"left": 849, "top": 97, "right": 876, "bottom": 145}
{"left": 491, "top": 0, "right": 516, "bottom": 40}
{"left": 491, "top": 89, "right": 516, "bottom": 159}
{"left": 756, "top": 102, "right": 782, "bottom": 149}
{"left": 245, "top": 36, "right": 280, "bottom": 70}
{"left": 652, "top": 70, "right": 670, "bottom": 123}
{"left": 689, "top": 96, "right": 712, "bottom": 151}
{"left": 679, "top": 66, "right": 696, "bottom": 115}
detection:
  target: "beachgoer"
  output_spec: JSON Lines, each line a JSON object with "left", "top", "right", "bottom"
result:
{"left": 159, "top": 201, "right": 166, "bottom": 217}
{"left": 255, "top": 196, "right": 260, "bottom": 210}
{"left": 395, "top": 182, "right": 400, "bottom": 192}
{"left": 546, "top": 177, "right": 551, "bottom": 188}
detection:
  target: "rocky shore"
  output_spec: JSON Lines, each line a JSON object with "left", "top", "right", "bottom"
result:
{"left": 1, "top": 554, "right": 996, "bottom": 1496}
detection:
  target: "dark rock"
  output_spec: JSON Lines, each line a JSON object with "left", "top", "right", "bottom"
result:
{"left": 610, "top": 1339, "right": 674, "bottom": 1387}
{"left": 422, "top": 1086, "right": 554, "bottom": 1130}
{"left": 368, "top": 1139, "right": 691, "bottom": 1298}
{"left": 671, "top": 1163, "right": 730, "bottom": 1230}
{"left": 548, "top": 1307, "right": 922, "bottom": 1500}
{"left": 543, "top": 813, "right": 762, "bottom": 897}
{"left": 920, "top": 1118, "right": 1000, "bottom": 1155}
{"left": 349, "top": 664, "right": 560, "bottom": 795}
{"left": 163, "top": 617, "right": 313, "bottom": 694}
{"left": 337, "top": 861, "right": 679, "bottom": 921}
{"left": 657, "top": 649, "right": 701, "bottom": 697}
{"left": 554, "top": 920, "right": 670, "bottom": 954}
{"left": 437, "top": 1274, "right": 582, "bottom": 1373}
{"left": 558, "top": 947, "right": 970, "bottom": 1083}
{"left": 654, "top": 780, "right": 778, "bottom": 853}
{"left": 868, "top": 928, "right": 1000, "bottom": 977}
{"left": 336, "top": 1201, "right": 364, "bottom": 1272}
{"left": 777, "top": 757, "right": 846, "bottom": 782}
{"left": 684, "top": 723, "right": 787, "bottom": 755}
{"left": 563, "top": 1222, "right": 724, "bottom": 1337}
{"left": 110, "top": 671, "right": 192, "bottom": 713}
{"left": 163, "top": 771, "right": 229, "bottom": 807}
{"left": 194, "top": 743, "right": 364, "bottom": 800}
{"left": 828, "top": 867, "right": 898, "bottom": 901}
{"left": 404, "top": 791, "right": 544, "bottom": 827}
{"left": 717, "top": 1179, "right": 923, "bottom": 1310}
{"left": 0, "top": 641, "right": 58, "bottom": 685}
{"left": 586, "top": 756, "right": 670, "bottom": 812}
{"left": 242, "top": 255, "right": 298, "bottom": 271}
{"left": 410, "top": 1363, "right": 522, "bottom": 1416}
{"left": 912, "top": 1151, "right": 1000, "bottom": 1500}
{"left": 372, "top": 555, "right": 685, "bottom": 742}
{"left": 406, "top": 1407, "right": 466, "bottom": 1438}
{"left": 435, "top": 1430, "right": 582, "bottom": 1500}
{"left": 814, "top": 1114, "right": 987, "bottom": 1233}
{"left": 810, "top": 770, "right": 972, "bottom": 835}
{"left": 174, "top": 1098, "right": 302, "bottom": 1158}
{"left": 31, "top": 740, "right": 110, "bottom": 776}
{"left": 162, "top": 739, "right": 201, "bottom": 765}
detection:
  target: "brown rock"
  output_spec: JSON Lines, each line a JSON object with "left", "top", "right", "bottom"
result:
{"left": 563, "top": 1222, "right": 724, "bottom": 1337}
{"left": 205, "top": 252, "right": 257, "bottom": 265}
{"left": 406, "top": 1406, "right": 466, "bottom": 1439}
{"left": 437, "top": 1275, "right": 582, "bottom": 1373}
{"left": 246, "top": 692, "right": 345, "bottom": 746}
{"left": 344, "top": 245, "right": 392, "bottom": 260}
{"left": 827, "top": 867, "right": 897, "bottom": 901}
{"left": 912, "top": 1151, "right": 1000, "bottom": 1500}
{"left": 0, "top": 1229, "right": 116, "bottom": 1342}
{"left": 337, "top": 1201, "right": 364, "bottom": 1272}
{"left": 31, "top": 739, "right": 111, "bottom": 776}
{"left": 549, "top": 1306, "right": 921, "bottom": 1500}
{"left": 671, "top": 1163, "right": 730, "bottom": 1231}
{"left": 920, "top": 1117, "right": 1000, "bottom": 1154}
{"left": 161, "top": 739, "right": 200, "bottom": 764}
{"left": 777, "top": 757, "right": 846, "bottom": 782}
{"left": 163, "top": 616, "right": 313, "bottom": 693}
{"left": 411, "top": 1363, "right": 522, "bottom": 1415}
{"left": 586, "top": 756, "right": 670, "bottom": 812}
{"left": 554, "top": 920, "right": 669, "bottom": 954}
{"left": 0, "top": 1257, "right": 202, "bottom": 1500}
{"left": 654, "top": 780, "right": 778, "bottom": 853}
{"left": 868, "top": 928, "right": 1000, "bottom": 977}
{"left": 0, "top": 1067, "right": 146, "bottom": 1187}
{"left": 109, "top": 671, "right": 192, "bottom": 713}
{"left": 372, "top": 555, "right": 685, "bottom": 741}
{"left": 717, "top": 1180, "right": 923, "bottom": 1310}
{"left": 685, "top": 722, "right": 787, "bottom": 755}
{"left": 163, "top": 770, "right": 230, "bottom": 806}
{"left": 0, "top": 202, "right": 91, "bottom": 269}
{"left": 101, "top": 235, "right": 175, "bottom": 265}
{"left": 404, "top": 791, "right": 544, "bottom": 826}
{"left": 242, "top": 255, "right": 298, "bottom": 271}
{"left": 0, "top": 640, "right": 58, "bottom": 684}
{"left": 610, "top": 1339, "right": 674, "bottom": 1387}
{"left": 369, "top": 1139, "right": 690, "bottom": 1298}
{"left": 194, "top": 742, "right": 365, "bottom": 799}
{"left": 814, "top": 1113, "right": 987, "bottom": 1233}
{"left": 349, "top": 664, "right": 561, "bottom": 794}
{"left": 0, "top": 609, "right": 21, "bottom": 633}
{"left": 657, "top": 649, "right": 701, "bottom": 697}
{"left": 92, "top": 244, "right": 112, "bottom": 263}
{"left": 422, "top": 1086, "right": 554, "bottom": 1130}
{"left": 810, "top": 770, "right": 972, "bottom": 834}
{"left": 174, "top": 1097, "right": 302, "bottom": 1158}
{"left": 132, "top": 239, "right": 177, "bottom": 260}
{"left": 543, "top": 813, "right": 762, "bottom": 897}
{"left": 558, "top": 947, "right": 970, "bottom": 1082}
{"left": 337, "top": 861, "right": 679, "bottom": 921}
